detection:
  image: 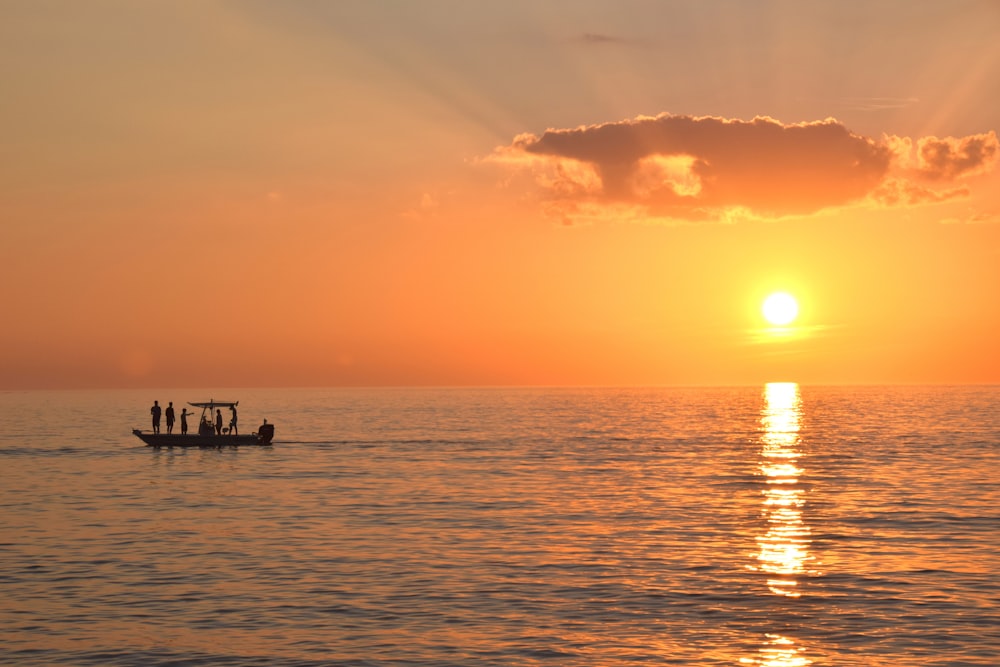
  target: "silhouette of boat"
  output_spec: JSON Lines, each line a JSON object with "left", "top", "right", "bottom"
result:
{"left": 133, "top": 400, "right": 275, "bottom": 447}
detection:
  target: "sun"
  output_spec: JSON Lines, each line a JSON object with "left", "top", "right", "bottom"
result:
{"left": 762, "top": 292, "right": 799, "bottom": 326}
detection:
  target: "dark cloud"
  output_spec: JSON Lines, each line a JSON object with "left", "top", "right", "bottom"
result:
{"left": 579, "top": 33, "right": 628, "bottom": 44}
{"left": 488, "top": 114, "right": 998, "bottom": 223}
{"left": 497, "top": 114, "right": 891, "bottom": 219}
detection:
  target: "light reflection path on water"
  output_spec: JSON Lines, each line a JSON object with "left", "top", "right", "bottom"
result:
{"left": 743, "top": 382, "right": 814, "bottom": 667}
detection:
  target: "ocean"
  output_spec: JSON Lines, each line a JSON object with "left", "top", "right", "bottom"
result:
{"left": 0, "top": 385, "right": 997, "bottom": 666}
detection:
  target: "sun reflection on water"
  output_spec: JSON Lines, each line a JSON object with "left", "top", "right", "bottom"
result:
{"left": 754, "top": 382, "right": 812, "bottom": 597}
{"left": 740, "top": 634, "right": 812, "bottom": 667}
{"left": 745, "top": 382, "right": 814, "bottom": 666}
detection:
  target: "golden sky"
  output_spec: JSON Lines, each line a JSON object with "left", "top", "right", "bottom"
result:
{"left": 2, "top": 1, "right": 998, "bottom": 389}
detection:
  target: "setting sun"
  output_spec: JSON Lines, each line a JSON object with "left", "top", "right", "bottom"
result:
{"left": 762, "top": 292, "right": 799, "bottom": 326}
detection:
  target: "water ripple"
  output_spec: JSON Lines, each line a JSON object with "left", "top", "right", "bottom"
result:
{"left": 0, "top": 386, "right": 997, "bottom": 665}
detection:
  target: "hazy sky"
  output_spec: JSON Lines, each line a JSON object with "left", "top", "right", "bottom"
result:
{"left": 2, "top": 0, "right": 999, "bottom": 389}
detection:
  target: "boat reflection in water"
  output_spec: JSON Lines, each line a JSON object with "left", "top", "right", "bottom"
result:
{"left": 742, "top": 382, "right": 814, "bottom": 667}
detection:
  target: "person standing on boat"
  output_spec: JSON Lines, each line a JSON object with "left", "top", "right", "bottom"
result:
{"left": 150, "top": 401, "right": 161, "bottom": 434}
{"left": 180, "top": 408, "right": 190, "bottom": 435}
{"left": 229, "top": 405, "right": 238, "bottom": 436}
{"left": 215, "top": 409, "right": 223, "bottom": 435}
{"left": 165, "top": 402, "right": 175, "bottom": 434}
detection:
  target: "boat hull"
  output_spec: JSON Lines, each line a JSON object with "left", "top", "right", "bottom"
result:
{"left": 133, "top": 430, "right": 273, "bottom": 447}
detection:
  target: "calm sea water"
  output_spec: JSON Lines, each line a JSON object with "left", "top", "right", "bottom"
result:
{"left": 0, "top": 385, "right": 997, "bottom": 666}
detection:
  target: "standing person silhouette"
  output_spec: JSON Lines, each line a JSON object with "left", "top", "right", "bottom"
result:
{"left": 180, "top": 408, "right": 190, "bottom": 435}
{"left": 229, "top": 405, "right": 238, "bottom": 436}
{"left": 150, "top": 401, "right": 162, "bottom": 434}
{"left": 165, "top": 402, "right": 175, "bottom": 434}
{"left": 215, "top": 409, "right": 223, "bottom": 435}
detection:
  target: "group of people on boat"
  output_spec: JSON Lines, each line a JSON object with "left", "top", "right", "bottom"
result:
{"left": 150, "top": 400, "right": 237, "bottom": 436}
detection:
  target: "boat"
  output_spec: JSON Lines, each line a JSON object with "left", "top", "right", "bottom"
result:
{"left": 133, "top": 400, "right": 275, "bottom": 447}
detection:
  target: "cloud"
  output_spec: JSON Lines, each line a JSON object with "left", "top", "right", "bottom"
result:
{"left": 579, "top": 33, "right": 628, "bottom": 45}
{"left": 914, "top": 133, "right": 999, "bottom": 180}
{"left": 870, "top": 178, "right": 969, "bottom": 207}
{"left": 940, "top": 209, "right": 1000, "bottom": 225}
{"left": 842, "top": 97, "right": 920, "bottom": 112}
{"left": 401, "top": 192, "right": 441, "bottom": 221}
{"left": 485, "top": 113, "right": 999, "bottom": 224}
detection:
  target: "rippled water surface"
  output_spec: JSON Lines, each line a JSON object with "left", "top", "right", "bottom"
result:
{"left": 1, "top": 386, "right": 998, "bottom": 665}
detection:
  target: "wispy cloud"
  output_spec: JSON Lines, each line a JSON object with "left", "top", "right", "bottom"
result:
{"left": 579, "top": 33, "right": 629, "bottom": 45}
{"left": 842, "top": 96, "right": 920, "bottom": 112}
{"left": 870, "top": 178, "right": 969, "bottom": 207}
{"left": 940, "top": 209, "right": 1000, "bottom": 225}
{"left": 485, "top": 113, "right": 999, "bottom": 224}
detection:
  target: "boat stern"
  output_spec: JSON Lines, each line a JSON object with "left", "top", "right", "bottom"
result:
{"left": 257, "top": 422, "right": 275, "bottom": 445}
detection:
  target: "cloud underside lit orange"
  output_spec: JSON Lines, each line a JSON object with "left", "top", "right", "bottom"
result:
{"left": 488, "top": 113, "right": 999, "bottom": 224}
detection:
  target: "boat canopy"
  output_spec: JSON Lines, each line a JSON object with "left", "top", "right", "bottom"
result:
{"left": 188, "top": 401, "right": 239, "bottom": 409}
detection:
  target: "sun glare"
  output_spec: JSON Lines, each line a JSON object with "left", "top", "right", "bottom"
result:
{"left": 762, "top": 292, "right": 799, "bottom": 326}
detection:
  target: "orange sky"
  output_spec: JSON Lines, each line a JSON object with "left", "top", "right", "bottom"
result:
{"left": 2, "top": 1, "right": 999, "bottom": 389}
